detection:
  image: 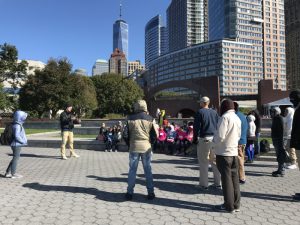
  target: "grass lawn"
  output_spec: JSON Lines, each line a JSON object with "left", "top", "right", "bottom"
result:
{"left": 0, "top": 128, "right": 57, "bottom": 135}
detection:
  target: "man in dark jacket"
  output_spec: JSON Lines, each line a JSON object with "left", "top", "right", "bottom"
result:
{"left": 270, "top": 107, "right": 285, "bottom": 177}
{"left": 193, "top": 96, "right": 220, "bottom": 189}
{"left": 289, "top": 90, "right": 300, "bottom": 200}
{"left": 60, "top": 104, "right": 79, "bottom": 160}
{"left": 124, "top": 100, "right": 158, "bottom": 200}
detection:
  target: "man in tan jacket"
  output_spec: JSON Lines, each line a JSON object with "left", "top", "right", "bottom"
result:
{"left": 123, "top": 100, "right": 158, "bottom": 200}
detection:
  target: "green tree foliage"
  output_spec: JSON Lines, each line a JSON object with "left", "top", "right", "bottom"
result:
{"left": 91, "top": 73, "right": 144, "bottom": 117}
{"left": 70, "top": 74, "right": 97, "bottom": 117}
{"left": 0, "top": 83, "right": 7, "bottom": 110}
{"left": 0, "top": 43, "right": 28, "bottom": 91}
{"left": 19, "top": 58, "right": 97, "bottom": 118}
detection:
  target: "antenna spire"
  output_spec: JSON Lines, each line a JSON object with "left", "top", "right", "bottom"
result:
{"left": 119, "top": 0, "right": 122, "bottom": 19}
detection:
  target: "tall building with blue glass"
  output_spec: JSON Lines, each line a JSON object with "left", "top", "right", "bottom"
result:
{"left": 113, "top": 19, "right": 128, "bottom": 58}
{"left": 145, "top": 15, "right": 168, "bottom": 68}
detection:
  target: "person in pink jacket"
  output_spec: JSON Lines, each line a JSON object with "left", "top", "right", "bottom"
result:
{"left": 156, "top": 127, "right": 167, "bottom": 153}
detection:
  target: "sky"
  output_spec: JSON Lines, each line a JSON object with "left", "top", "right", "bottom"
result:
{"left": 0, "top": 0, "right": 170, "bottom": 75}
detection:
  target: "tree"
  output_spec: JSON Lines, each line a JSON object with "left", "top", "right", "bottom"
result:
{"left": 0, "top": 83, "right": 7, "bottom": 110}
{"left": 19, "top": 58, "right": 74, "bottom": 117}
{"left": 70, "top": 74, "right": 97, "bottom": 117}
{"left": 0, "top": 43, "right": 28, "bottom": 92}
{"left": 91, "top": 73, "right": 144, "bottom": 117}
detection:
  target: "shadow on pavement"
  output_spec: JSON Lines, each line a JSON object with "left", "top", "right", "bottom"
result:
{"left": 86, "top": 175, "right": 212, "bottom": 195}
{"left": 22, "top": 182, "right": 215, "bottom": 212}
{"left": 152, "top": 158, "right": 198, "bottom": 165}
{"left": 137, "top": 173, "right": 199, "bottom": 182}
{"left": 244, "top": 163, "right": 277, "bottom": 168}
{"left": 7, "top": 153, "right": 61, "bottom": 159}
{"left": 245, "top": 171, "right": 273, "bottom": 177}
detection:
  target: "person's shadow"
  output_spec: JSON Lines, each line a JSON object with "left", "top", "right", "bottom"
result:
{"left": 22, "top": 182, "right": 215, "bottom": 212}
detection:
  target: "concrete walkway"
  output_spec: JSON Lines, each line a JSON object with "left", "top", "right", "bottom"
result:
{"left": 0, "top": 146, "right": 299, "bottom": 225}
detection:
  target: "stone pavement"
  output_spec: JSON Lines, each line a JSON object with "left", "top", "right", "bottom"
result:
{"left": 0, "top": 146, "right": 300, "bottom": 225}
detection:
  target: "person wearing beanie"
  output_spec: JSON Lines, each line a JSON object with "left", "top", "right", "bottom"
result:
{"left": 123, "top": 100, "right": 158, "bottom": 200}
{"left": 234, "top": 102, "right": 248, "bottom": 184}
{"left": 289, "top": 90, "right": 300, "bottom": 200}
{"left": 213, "top": 99, "right": 241, "bottom": 213}
{"left": 193, "top": 96, "right": 220, "bottom": 190}
{"left": 59, "top": 104, "right": 80, "bottom": 160}
{"left": 270, "top": 107, "right": 286, "bottom": 177}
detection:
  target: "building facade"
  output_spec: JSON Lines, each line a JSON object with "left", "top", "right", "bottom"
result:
{"left": 113, "top": 19, "right": 129, "bottom": 59}
{"left": 167, "top": 0, "right": 208, "bottom": 52}
{"left": 109, "top": 48, "right": 127, "bottom": 76}
{"left": 92, "top": 59, "right": 109, "bottom": 76}
{"left": 146, "top": 40, "right": 260, "bottom": 96}
{"left": 285, "top": 0, "right": 300, "bottom": 90}
{"left": 128, "top": 60, "right": 145, "bottom": 76}
{"left": 209, "top": 0, "right": 286, "bottom": 91}
{"left": 145, "top": 15, "right": 168, "bottom": 68}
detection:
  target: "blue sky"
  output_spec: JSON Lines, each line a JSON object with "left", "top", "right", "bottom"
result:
{"left": 0, "top": 0, "right": 170, "bottom": 75}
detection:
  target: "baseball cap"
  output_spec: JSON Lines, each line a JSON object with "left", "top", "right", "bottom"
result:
{"left": 198, "top": 96, "right": 210, "bottom": 103}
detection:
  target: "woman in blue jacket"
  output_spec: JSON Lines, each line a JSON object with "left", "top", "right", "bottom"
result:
{"left": 5, "top": 110, "right": 28, "bottom": 178}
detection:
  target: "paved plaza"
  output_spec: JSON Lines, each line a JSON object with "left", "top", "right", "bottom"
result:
{"left": 0, "top": 146, "right": 300, "bottom": 225}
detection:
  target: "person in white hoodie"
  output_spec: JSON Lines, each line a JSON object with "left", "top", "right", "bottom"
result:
{"left": 284, "top": 107, "right": 297, "bottom": 169}
{"left": 213, "top": 99, "right": 241, "bottom": 213}
{"left": 246, "top": 115, "right": 256, "bottom": 163}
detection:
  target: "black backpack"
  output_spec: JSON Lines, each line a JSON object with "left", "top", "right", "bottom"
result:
{"left": 0, "top": 123, "right": 14, "bottom": 145}
{"left": 260, "top": 139, "right": 270, "bottom": 153}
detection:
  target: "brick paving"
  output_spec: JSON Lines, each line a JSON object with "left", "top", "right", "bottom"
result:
{"left": 0, "top": 146, "right": 300, "bottom": 225}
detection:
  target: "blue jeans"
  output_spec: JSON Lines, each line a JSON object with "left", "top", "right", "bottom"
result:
{"left": 127, "top": 150, "right": 154, "bottom": 195}
{"left": 6, "top": 146, "right": 22, "bottom": 175}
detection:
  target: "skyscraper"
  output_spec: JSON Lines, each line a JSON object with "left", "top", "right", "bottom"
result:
{"left": 145, "top": 15, "right": 168, "bottom": 68}
{"left": 167, "top": 0, "right": 208, "bottom": 52}
{"left": 92, "top": 59, "right": 109, "bottom": 76}
{"left": 113, "top": 3, "right": 128, "bottom": 58}
{"left": 209, "top": 0, "right": 286, "bottom": 92}
{"left": 285, "top": 0, "right": 300, "bottom": 90}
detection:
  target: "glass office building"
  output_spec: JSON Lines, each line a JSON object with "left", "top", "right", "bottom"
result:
{"left": 92, "top": 59, "right": 109, "bottom": 76}
{"left": 145, "top": 15, "right": 168, "bottom": 68}
{"left": 167, "top": 0, "right": 208, "bottom": 52}
{"left": 113, "top": 19, "right": 128, "bottom": 58}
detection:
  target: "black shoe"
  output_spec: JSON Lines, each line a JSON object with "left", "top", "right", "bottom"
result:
{"left": 147, "top": 193, "right": 155, "bottom": 200}
{"left": 239, "top": 179, "right": 246, "bottom": 184}
{"left": 293, "top": 195, "right": 300, "bottom": 201}
{"left": 125, "top": 193, "right": 133, "bottom": 201}
{"left": 272, "top": 170, "right": 285, "bottom": 177}
{"left": 214, "top": 204, "right": 234, "bottom": 213}
{"left": 295, "top": 193, "right": 300, "bottom": 197}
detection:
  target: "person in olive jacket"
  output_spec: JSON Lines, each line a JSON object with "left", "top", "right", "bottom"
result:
{"left": 60, "top": 104, "right": 80, "bottom": 160}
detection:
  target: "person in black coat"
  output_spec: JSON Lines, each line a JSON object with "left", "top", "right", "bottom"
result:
{"left": 270, "top": 107, "right": 286, "bottom": 177}
{"left": 289, "top": 90, "right": 300, "bottom": 200}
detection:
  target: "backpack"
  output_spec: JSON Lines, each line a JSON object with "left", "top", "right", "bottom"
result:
{"left": 0, "top": 123, "right": 14, "bottom": 145}
{"left": 260, "top": 139, "right": 270, "bottom": 153}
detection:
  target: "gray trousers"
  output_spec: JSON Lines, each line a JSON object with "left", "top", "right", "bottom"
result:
{"left": 216, "top": 155, "right": 241, "bottom": 211}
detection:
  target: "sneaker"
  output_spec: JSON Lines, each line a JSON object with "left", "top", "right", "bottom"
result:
{"left": 114, "top": 150, "right": 118, "bottom": 152}
{"left": 295, "top": 193, "right": 300, "bottom": 197}
{"left": 214, "top": 204, "right": 234, "bottom": 213}
{"left": 293, "top": 195, "right": 300, "bottom": 201}
{"left": 11, "top": 174, "right": 23, "bottom": 179}
{"left": 105, "top": 149, "right": 108, "bottom": 152}
{"left": 239, "top": 179, "right": 246, "bottom": 184}
{"left": 286, "top": 164, "right": 297, "bottom": 170}
{"left": 147, "top": 193, "right": 155, "bottom": 200}
{"left": 272, "top": 170, "right": 285, "bottom": 177}
{"left": 125, "top": 193, "right": 133, "bottom": 201}
{"left": 234, "top": 208, "right": 241, "bottom": 212}
{"left": 109, "top": 149, "right": 112, "bottom": 152}
{"left": 61, "top": 155, "right": 68, "bottom": 160}
{"left": 4, "top": 173, "right": 12, "bottom": 178}
{"left": 70, "top": 153, "right": 80, "bottom": 158}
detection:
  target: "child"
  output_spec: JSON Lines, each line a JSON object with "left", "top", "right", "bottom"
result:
{"left": 97, "top": 122, "right": 107, "bottom": 141}
{"left": 5, "top": 110, "right": 28, "bottom": 179}
{"left": 105, "top": 127, "right": 114, "bottom": 152}
{"left": 175, "top": 127, "right": 187, "bottom": 156}
{"left": 156, "top": 126, "right": 167, "bottom": 153}
{"left": 246, "top": 114, "right": 256, "bottom": 163}
{"left": 166, "top": 125, "right": 176, "bottom": 155}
